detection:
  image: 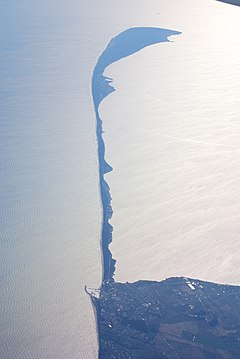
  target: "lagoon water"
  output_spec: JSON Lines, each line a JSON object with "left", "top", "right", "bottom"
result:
{"left": 101, "top": 0, "right": 240, "bottom": 285}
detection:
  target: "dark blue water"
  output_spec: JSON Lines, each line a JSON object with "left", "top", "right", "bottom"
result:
{"left": 92, "top": 27, "right": 181, "bottom": 284}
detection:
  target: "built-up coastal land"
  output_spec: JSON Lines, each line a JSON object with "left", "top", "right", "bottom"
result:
{"left": 96, "top": 278, "right": 240, "bottom": 359}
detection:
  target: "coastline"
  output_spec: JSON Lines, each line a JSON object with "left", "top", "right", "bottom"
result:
{"left": 91, "top": 23, "right": 240, "bottom": 359}
{"left": 92, "top": 27, "right": 180, "bottom": 285}
{"left": 217, "top": 0, "right": 240, "bottom": 6}
{"left": 96, "top": 277, "right": 240, "bottom": 358}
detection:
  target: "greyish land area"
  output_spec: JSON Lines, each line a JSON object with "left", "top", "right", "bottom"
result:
{"left": 95, "top": 278, "right": 240, "bottom": 359}
{"left": 218, "top": 0, "right": 240, "bottom": 6}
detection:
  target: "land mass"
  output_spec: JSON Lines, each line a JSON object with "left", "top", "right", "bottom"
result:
{"left": 92, "top": 27, "right": 180, "bottom": 283}
{"left": 218, "top": 0, "right": 240, "bottom": 6}
{"left": 94, "top": 278, "right": 240, "bottom": 359}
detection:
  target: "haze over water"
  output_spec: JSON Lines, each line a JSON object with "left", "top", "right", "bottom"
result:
{"left": 101, "top": 1, "right": 240, "bottom": 285}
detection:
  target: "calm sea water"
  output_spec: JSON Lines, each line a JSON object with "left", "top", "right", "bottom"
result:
{"left": 0, "top": 1, "right": 104, "bottom": 358}
{"left": 102, "top": 1, "right": 240, "bottom": 285}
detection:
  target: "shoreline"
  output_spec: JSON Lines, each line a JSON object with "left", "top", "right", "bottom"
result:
{"left": 217, "top": 0, "right": 240, "bottom": 6}
{"left": 90, "top": 25, "right": 240, "bottom": 358}
{"left": 91, "top": 27, "right": 180, "bottom": 285}
{"left": 96, "top": 277, "right": 240, "bottom": 358}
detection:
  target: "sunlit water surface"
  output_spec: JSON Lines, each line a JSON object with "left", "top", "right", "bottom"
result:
{"left": 101, "top": 0, "right": 240, "bottom": 285}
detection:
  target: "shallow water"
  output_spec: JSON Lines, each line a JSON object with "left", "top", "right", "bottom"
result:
{"left": 92, "top": 26, "right": 181, "bottom": 283}
{"left": 101, "top": 0, "right": 240, "bottom": 285}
